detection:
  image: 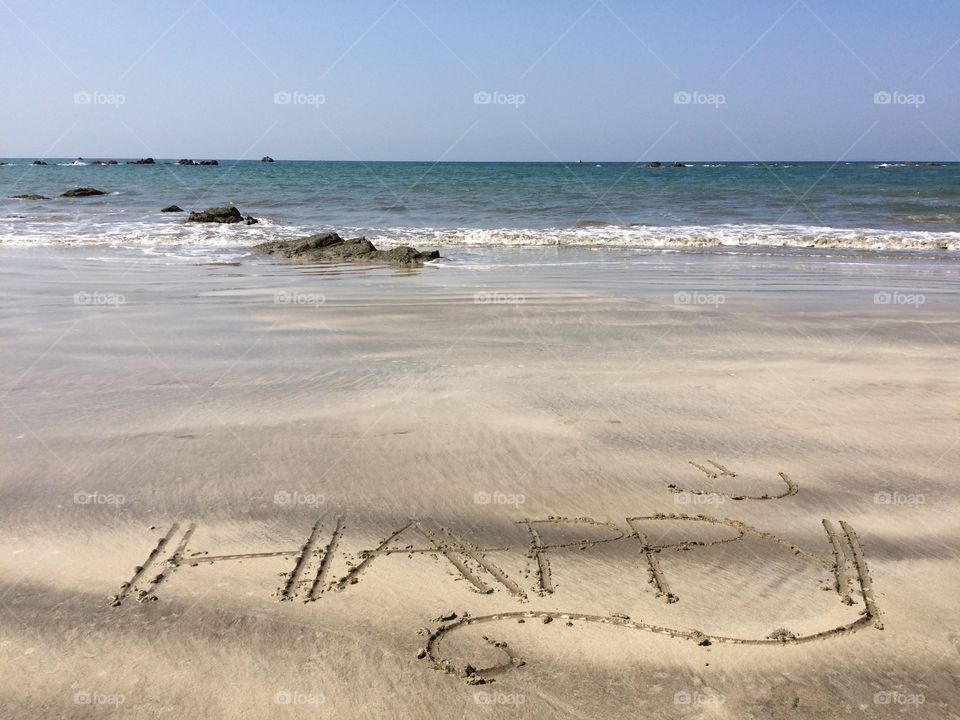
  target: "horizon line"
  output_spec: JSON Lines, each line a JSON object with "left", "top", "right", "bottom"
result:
{"left": 3, "top": 157, "right": 956, "bottom": 164}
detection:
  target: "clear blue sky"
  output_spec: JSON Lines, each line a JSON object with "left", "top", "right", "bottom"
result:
{"left": 1, "top": 0, "right": 958, "bottom": 161}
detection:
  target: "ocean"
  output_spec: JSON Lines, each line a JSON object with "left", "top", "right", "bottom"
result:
{"left": 2, "top": 159, "right": 960, "bottom": 260}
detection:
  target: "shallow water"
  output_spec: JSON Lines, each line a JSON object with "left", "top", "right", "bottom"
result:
{"left": 2, "top": 160, "right": 960, "bottom": 255}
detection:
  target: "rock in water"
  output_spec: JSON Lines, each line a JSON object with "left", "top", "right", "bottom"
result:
{"left": 254, "top": 232, "right": 439, "bottom": 266}
{"left": 187, "top": 205, "right": 245, "bottom": 223}
{"left": 11, "top": 193, "right": 50, "bottom": 200}
{"left": 131, "top": 157, "right": 155, "bottom": 164}
{"left": 32, "top": 160, "right": 48, "bottom": 165}
{"left": 199, "top": 160, "right": 219, "bottom": 166}
{"left": 261, "top": 156, "right": 275, "bottom": 163}
{"left": 161, "top": 205, "right": 183, "bottom": 213}
{"left": 649, "top": 161, "right": 662, "bottom": 168}
{"left": 61, "top": 187, "right": 107, "bottom": 197}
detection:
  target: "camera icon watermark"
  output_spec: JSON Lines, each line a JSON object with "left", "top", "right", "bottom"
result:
{"left": 74, "top": 291, "right": 125, "bottom": 308}
{"left": 873, "top": 290, "right": 925, "bottom": 308}
{"left": 473, "top": 491, "right": 526, "bottom": 507}
{"left": 74, "top": 692, "right": 125, "bottom": 706}
{"left": 873, "top": 491, "right": 925, "bottom": 508}
{"left": 874, "top": 691, "right": 925, "bottom": 706}
{"left": 273, "top": 691, "right": 325, "bottom": 706}
{"left": 873, "top": 91, "right": 925, "bottom": 108}
{"left": 273, "top": 491, "right": 325, "bottom": 507}
{"left": 474, "top": 291, "right": 525, "bottom": 305}
{"left": 74, "top": 491, "right": 126, "bottom": 507}
{"left": 674, "top": 290, "right": 725, "bottom": 308}
{"left": 74, "top": 90, "right": 125, "bottom": 108}
{"left": 673, "top": 90, "right": 725, "bottom": 108}
{"left": 273, "top": 90, "right": 326, "bottom": 109}
{"left": 274, "top": 291, "right": 325, "bottom": 307}
{"left": 673, "top": 491, "right": 725, "bottom": 507}
{"left": 473, "top": 90, "right": 526, "bottom": 108}
{"left": 674, "top": 690, "right": 725, "bottom": 706}
{"left": 474, "top": 690, "right": 525, "bottom": 707}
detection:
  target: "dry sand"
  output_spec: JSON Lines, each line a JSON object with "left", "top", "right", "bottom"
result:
{"left": 1, "top": 246, "right": 958, "bottom": 718}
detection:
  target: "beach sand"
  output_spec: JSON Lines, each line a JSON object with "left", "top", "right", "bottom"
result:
{"left": 1, "top": 246, "right": 958, "bottom": 718}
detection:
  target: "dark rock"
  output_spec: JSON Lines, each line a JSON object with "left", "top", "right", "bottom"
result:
{"left": 178, "top": 159, "right": 195, "bottom": 165}
{"left": 261, "top": 156, "right": 275, "bottom": 163}
{"left": 187, "top": 205, "right": 244, "bottom": 223}
{"left": 107, "top": 160, "right": 118, "bottom": 165}
{"left": 672, "top": 161, "right": 686, "bottom": 167}
{"left": 130, "top": 157, "right": 155, "bottom": 165}
{"left": 254, "top": 232, "right": 439, "bottom": 266}
{"left": 244, "top": 215, "right": 258, "bottom": 225}
{"left": 925, "top": 162, "right": 944, "bottom": 167}
{"left": 161, "top": 205, "right": 183, "bottom": 213}
{"left": 61, "top": 187, "right": 107, "bottom": 197}
{"left": 11, "top": 193, "right": 50, "bottom": 200}
{"left": 649, "top": 161, "right": 662, "bottom": 168}
{"left": 378, "top": 246, "right": 440, "bottom": 263}
{"left": 32, "top": 160, "right": 47, "bottom": 166}
{"left": 199, "top": 160, "right": 219, "bottom": 166}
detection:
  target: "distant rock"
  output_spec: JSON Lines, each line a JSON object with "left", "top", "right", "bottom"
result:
{"left": 32, "top": 160, "right": 48, "bottom": 166}
{"left": 244, "top": 215, "right": 258, "bottom": 225}
{"left": 178, "top": 159, "right": 194, "bottom": 165}
{"left": 649, "top": 161, "right": 662, "bottom": 168}
{"left": 671, "top": 161, "right": 686, "bottom": 167}
{"left": 130, "top": 157, "right": 155, "bottom": 165}
{"left": 200, "top": 160, "right": 219, "bottom": 166}
{"left": 11, "top": 193, "right": 50, "bottom": 200}
{"left": 187, "top": 205, "right": 245, "bottom": 223}
{"left": 178, "top": 159, "right": 219, "bottom": 166}
{"left": 61, "top": 187, "right": 107, "bottom": 197}
{"left": 254, "top": 232, "right": 439, "bottom": 266}
{"left": 261, "top": 156, "right": 275, "bottom": 163}
{"left": 161, "top": 204, "right": 183, "bottom": 213}
{"left": 925, "top": 162, "right": 944, "bottom": 167}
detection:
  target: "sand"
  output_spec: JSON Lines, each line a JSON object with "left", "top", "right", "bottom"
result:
{"left": 1, "top": 245, "right": 958, "bottom": 718}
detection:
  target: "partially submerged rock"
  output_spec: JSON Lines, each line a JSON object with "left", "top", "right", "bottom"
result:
{"left": 61, "top": 187, "right": 107, "bottom": 197}
{"left": 178, "top": 159, "right": 219, "bottom": 166}
{"left": 187, "top": 205, "right": 245, "bottom": 223}
{"left": 11, "top": 193, "right": 50, "bottom": 200}
{"left": 261, "top": 156, "right": 275, "bottom": 163}
{"left": 161, "top": 204, "right": 183, "bottom": 212}
{"left": 254, "top": 232, "right": 439, "bottom": 266}
{"left": 130, "top": 157, "right": 155, "bottom": 165}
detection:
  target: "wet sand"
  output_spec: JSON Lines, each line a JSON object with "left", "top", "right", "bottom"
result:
{"left": 1, "top": 245, "right": 959, "bottom": 718}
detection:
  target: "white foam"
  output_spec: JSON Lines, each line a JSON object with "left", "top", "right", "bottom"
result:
{"left": 1, "top": 219, "right": 958, "bottom": 254}
{"left": 364, "top": 224, "right": 960, "bottom": 252}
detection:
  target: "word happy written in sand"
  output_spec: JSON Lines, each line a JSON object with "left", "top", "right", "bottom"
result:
{"left": 109, "top": 462, "right": 882, "bottom": 683}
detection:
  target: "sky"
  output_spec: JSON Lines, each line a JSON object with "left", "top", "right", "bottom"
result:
{"left": 1, "top": 0, "right": 958, "bottom": 161}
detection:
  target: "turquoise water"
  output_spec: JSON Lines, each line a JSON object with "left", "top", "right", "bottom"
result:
{"left": 2, "top": 159, "right": 959, "bottom": 253}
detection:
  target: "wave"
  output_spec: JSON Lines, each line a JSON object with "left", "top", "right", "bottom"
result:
{"left": 370, "top": 224, "right": 960, "bottom": 252}
{"left": 1, "top": 219, "right": 958, "bottom": 253}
